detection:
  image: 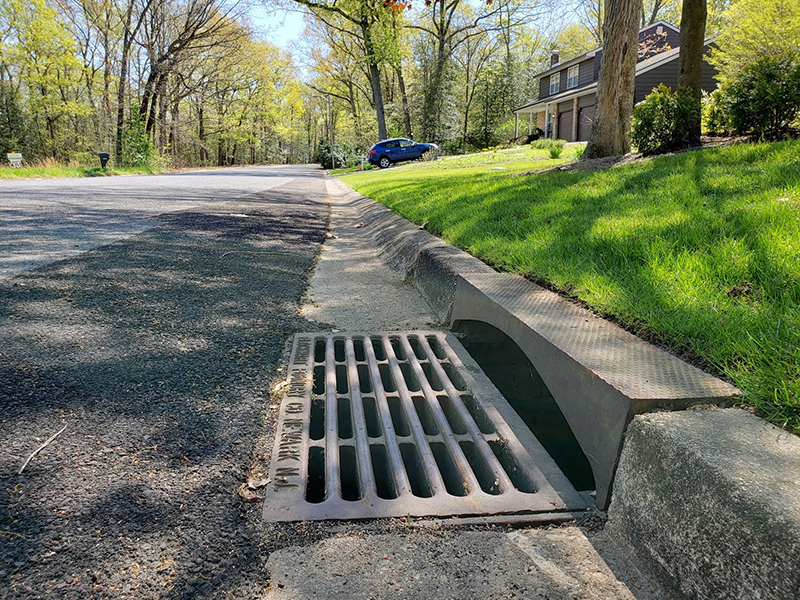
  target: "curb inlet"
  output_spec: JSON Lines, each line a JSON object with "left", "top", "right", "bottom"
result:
{"left": 262, "top": 332, "right": 586, "bottom": 522}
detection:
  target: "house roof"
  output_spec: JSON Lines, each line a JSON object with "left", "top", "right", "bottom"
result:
{"left": 514, "top": 32, "right": 714, "bottom": 116}
{"left": 532, "top": 21, "right": 680, "bottom": 81}
{"left": 513, "top": 38, "right": 701, "bottom": 115}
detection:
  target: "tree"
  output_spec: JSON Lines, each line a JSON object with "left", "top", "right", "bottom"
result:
{"left": 290, "top": 0, "right": 396, "bottom": 140}
{"left": 678, "top": 0, "right": 706, "bottom": 100}
{"left": 583, "top": 0, "right": 642, "bottom": 158}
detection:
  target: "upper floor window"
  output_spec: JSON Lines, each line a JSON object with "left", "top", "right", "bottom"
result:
{"left": 549, "top": 73, "right": 560, "bottom": 95}
{"left": 567, "top": 65, "right": 579, "bottom": 89}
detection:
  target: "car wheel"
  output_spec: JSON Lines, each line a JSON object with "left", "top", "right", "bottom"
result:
{"left": 379, "top": 156, "right": 391, "bottom": 169}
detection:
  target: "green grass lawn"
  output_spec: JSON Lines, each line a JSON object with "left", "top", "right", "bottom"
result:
{"left": 343, "top": 141, "right": 800, "bottom": 431}
{"left": 0, "top": 164, "right": 162, "bottom": 179}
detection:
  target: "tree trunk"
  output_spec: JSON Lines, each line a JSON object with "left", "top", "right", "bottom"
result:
{"left": 198, "top": 102, "right": 207, "bottom": 164}
{"left": 361, "top": 22, "right": 387, "bottom": 140}
{"left": 583, "top": 0, "right": 642, "bottom": 159}
{"left": 115, "top": 2, "right": 134, "bottom": 159}
{"left": 395, "top": 65, "right": 412, "bottom": 138}
{"left": 678, "top": 0, "right": 707, "bottom": 100}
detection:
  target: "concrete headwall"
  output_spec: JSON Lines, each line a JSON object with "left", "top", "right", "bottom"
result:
{"left": 608, "top": 408, "right": 800, "bottom": 600}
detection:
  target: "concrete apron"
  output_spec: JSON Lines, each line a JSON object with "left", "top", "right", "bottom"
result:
{"left": 261, "top": 177, "right": 659, "bottom": 599}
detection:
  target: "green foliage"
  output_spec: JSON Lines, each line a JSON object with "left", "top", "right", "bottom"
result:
{"left": 0, "top": 80, "right": 26, "bottom": 155}
{"left": 549, "top": 145, "right": 563, "bottom": 159}
{"left": 530, "top": 138, "right": 566, "bottom": 150}
{"left": 701, "top": 89, "right": 731, "bottom": 135}
{"left": 119, "top": 107, "right": 158, "bottom": 168}
{"left": 343, "top": 140, "right": 800, "bottom": 430}
{"left": 314, "top": 141, "right": 366, "bottom": 169}
{"left": 574, "top": 145, "right": 585, "bottom": 159}
{"left": 631, "top": 84, "right": 701, "bottom": 155}
{"left": 724, "top": 56, "right": 800, "bottom": 140}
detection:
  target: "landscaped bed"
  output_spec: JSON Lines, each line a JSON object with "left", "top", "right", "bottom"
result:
{"left": 342, "top": 140, "right": 800, "bottom": 431}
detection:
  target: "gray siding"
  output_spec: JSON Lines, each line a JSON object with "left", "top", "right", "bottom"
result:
{"left": 578, "top": 58, "right": 595, "bottom": 87}
{"left": 634, "top": 53, "right": 718, "bottom": 102}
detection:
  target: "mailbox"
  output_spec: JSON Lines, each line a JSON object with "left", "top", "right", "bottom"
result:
{"left": 98, "top": 152, "right": 110, "bottom": 169}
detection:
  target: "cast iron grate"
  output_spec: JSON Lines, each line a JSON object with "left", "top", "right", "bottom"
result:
{"left": 262, "top": 331, "right": 586, "bottom": 522}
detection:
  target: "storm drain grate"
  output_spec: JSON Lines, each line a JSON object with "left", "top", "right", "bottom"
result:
{"left": 262, "top": 331, "right": 586, "bottom": 522}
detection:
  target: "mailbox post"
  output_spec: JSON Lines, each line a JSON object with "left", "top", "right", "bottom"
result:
{"left": 98, "top": 152, "right": 110, "bottom": 169}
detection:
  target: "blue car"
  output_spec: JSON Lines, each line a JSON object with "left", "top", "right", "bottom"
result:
{"left": 368, "top": 138, "right": 438, "bottom": 168}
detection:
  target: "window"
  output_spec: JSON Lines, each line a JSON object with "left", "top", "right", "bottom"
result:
{"left": 399, "top": 139, "right": 414, "bottom": 147}
{"left": 549, "top": 73, "right": 560, "bottom": 95}
{"left": 567, "top": 65, "right": 579, "bottom": 89}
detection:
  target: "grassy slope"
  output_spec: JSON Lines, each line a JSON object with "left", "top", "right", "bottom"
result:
{"left": 343, "top": 141, "right": 800, "bottom": 429}
{"left": 0, "top": 165, "right": 162, "bottom": 179}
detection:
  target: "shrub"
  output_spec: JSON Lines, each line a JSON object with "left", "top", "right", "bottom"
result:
{"left": 701, "top": 89, "right": 731, "bottom": 135}
{"left": 574, "top": 145, "right": 585, "bottom": 159}
{"left": 725, "top": 56, "right": 800, "bottom": 140}
{"left": 631, "top": 84, "right": 701, "bottom": 155}
{"left": 531, "top": 138, "right": 567, "bottom": 150}
{"left": 549, "top": 145, "right": 563, "bottom": 158}
{"left": 119, "top": 106, "right": 159, "bottom": 168}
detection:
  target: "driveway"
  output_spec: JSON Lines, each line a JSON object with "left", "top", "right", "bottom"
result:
{"left": 0, "top": 165, "right": 329, "bottom": 598}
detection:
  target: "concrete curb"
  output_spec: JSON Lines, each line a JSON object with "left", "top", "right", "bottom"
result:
{"left": 608, "top": 408, "right": 800, "bottom": 600}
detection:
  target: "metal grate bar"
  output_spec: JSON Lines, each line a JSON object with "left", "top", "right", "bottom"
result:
{"left": 263, "top": 331, "right": 588, "bottom": 522}
{"left": 412, "top": 334, "right": 517, "bottom": 494}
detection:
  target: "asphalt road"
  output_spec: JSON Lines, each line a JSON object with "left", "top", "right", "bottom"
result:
{"left": 0, "top": 166, "right": 314, "bottom": 280}
{"left": 0, "top": 165, "right": 330, "bottom": 598}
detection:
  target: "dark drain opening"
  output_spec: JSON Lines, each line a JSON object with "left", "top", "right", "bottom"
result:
{"left": 357, "top": 364, "right": 373, "bottom": 393}
{"left": 437, "top": 395, "right": 467, "bottom": 434}
{"left": 310, "top": 396, "right": 325, "bottom": 440}
{"left": 454, "top": 320, "right": 596, "bottom": 492}
{"left": 390, "top": 337, "right": 407, "bottom": 360}
{"left": 313, "top": 366, "right": 325, "bottom": 395}
{"left": 426, "top": 335, "right": 446, "bottom": 359}
{"left": 489, "top": 440, "right": 536, "bottom": 493}
{"left": 431, "top": 442, "right": 469, "bottom": 496}
{"left": 399, "top": 443, "right": 432, "bottom": 497}
{"left": 370, "top": 444, "right": 398, "bottom": 499}
{"left": 412, "top": 396, "right": 439, "bottom": 436}
{"left": 387, "top": 396, "right": 410, "bottom": 436}
{"left": 441, "top": 361, "right": 467, "bottom": 391}
{"left": 379, "top": 364, "right": 396, "bottom": 392}
{"left": 314, "top": 340, "right": 326, "bottom": 363}
{"left": 306, "top": 447, "right": 325, "bottom": 503}
{"left": 363, "top": 397, "right": 381, "bottom": 437}
{"left": 334, "top": 339, "right": 346, "bottom": 362}
{"left": 421, "top": 362, "right": 443, "bottom": 391}
{"left": 335, "top": 365, "right": 349, "bottom": 394}
{"left": 372, "top": 338, "right": 386, "bottom": 360}
{"left": 340, "top": 446, "right": 361, "bottom": 501}
{"left": 460, "top": 394, "right": 495, "bottom": 434}
{"left": 399, "top": 363, "right": 420, "bottom": 392}
{"left": 353, "top": 339, "right": 366, "bottom": 362}
{"left": 338, "top": 398, "right": 353, "bottom": 439}
{"left": 460, "top": 441, "right": 502, "bottom": 495}
{"left": 408, "top": 336, "right": 426, "bottom": 360}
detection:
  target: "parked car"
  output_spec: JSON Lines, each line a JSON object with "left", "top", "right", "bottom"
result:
{"left": 368, "top": 138, "right": 438, "bottom": 168}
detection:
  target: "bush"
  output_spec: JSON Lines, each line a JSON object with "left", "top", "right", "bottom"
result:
{"left": 119, "top": 106, "right": 159, "bottom": 168}
{"left": 531, "top": 138, "right": 566, "bottom": 150}
{"left": 631, "top": 84, "right": 701, "bottom": 155}
{"left": 549, "top": 145, "right": 563, "bottom": 158}
{"left": 725, "top": 56, "right": 800, "bottom": 140}
{"left": 701, "top": 89, "right": 731, "bottom": 135}
{"left": 574, "top": 145, "right": 585, "bottom": 159}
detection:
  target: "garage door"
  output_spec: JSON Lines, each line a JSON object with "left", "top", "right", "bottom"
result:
{"left": 558, "top": 111, "right": 574, "bottom": 142}
{"left": 578, "top": 106, "right": 595, "bottom": 141}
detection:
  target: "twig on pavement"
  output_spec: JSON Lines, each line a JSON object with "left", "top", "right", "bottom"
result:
{"left": 18, "top": 425, "right": 68, "bottom": 475}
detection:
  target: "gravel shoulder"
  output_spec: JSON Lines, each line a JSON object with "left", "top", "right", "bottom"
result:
{"left": 0, "top": 174, "right": 327, "bottom": 598}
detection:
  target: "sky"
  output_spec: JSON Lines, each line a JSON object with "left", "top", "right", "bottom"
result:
{"left": 248, "top": 4, "right": 308, "bottom": 50}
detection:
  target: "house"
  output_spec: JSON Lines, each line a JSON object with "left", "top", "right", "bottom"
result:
{"left": 513, "top": 22, "right": 718, "bottom": 142}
